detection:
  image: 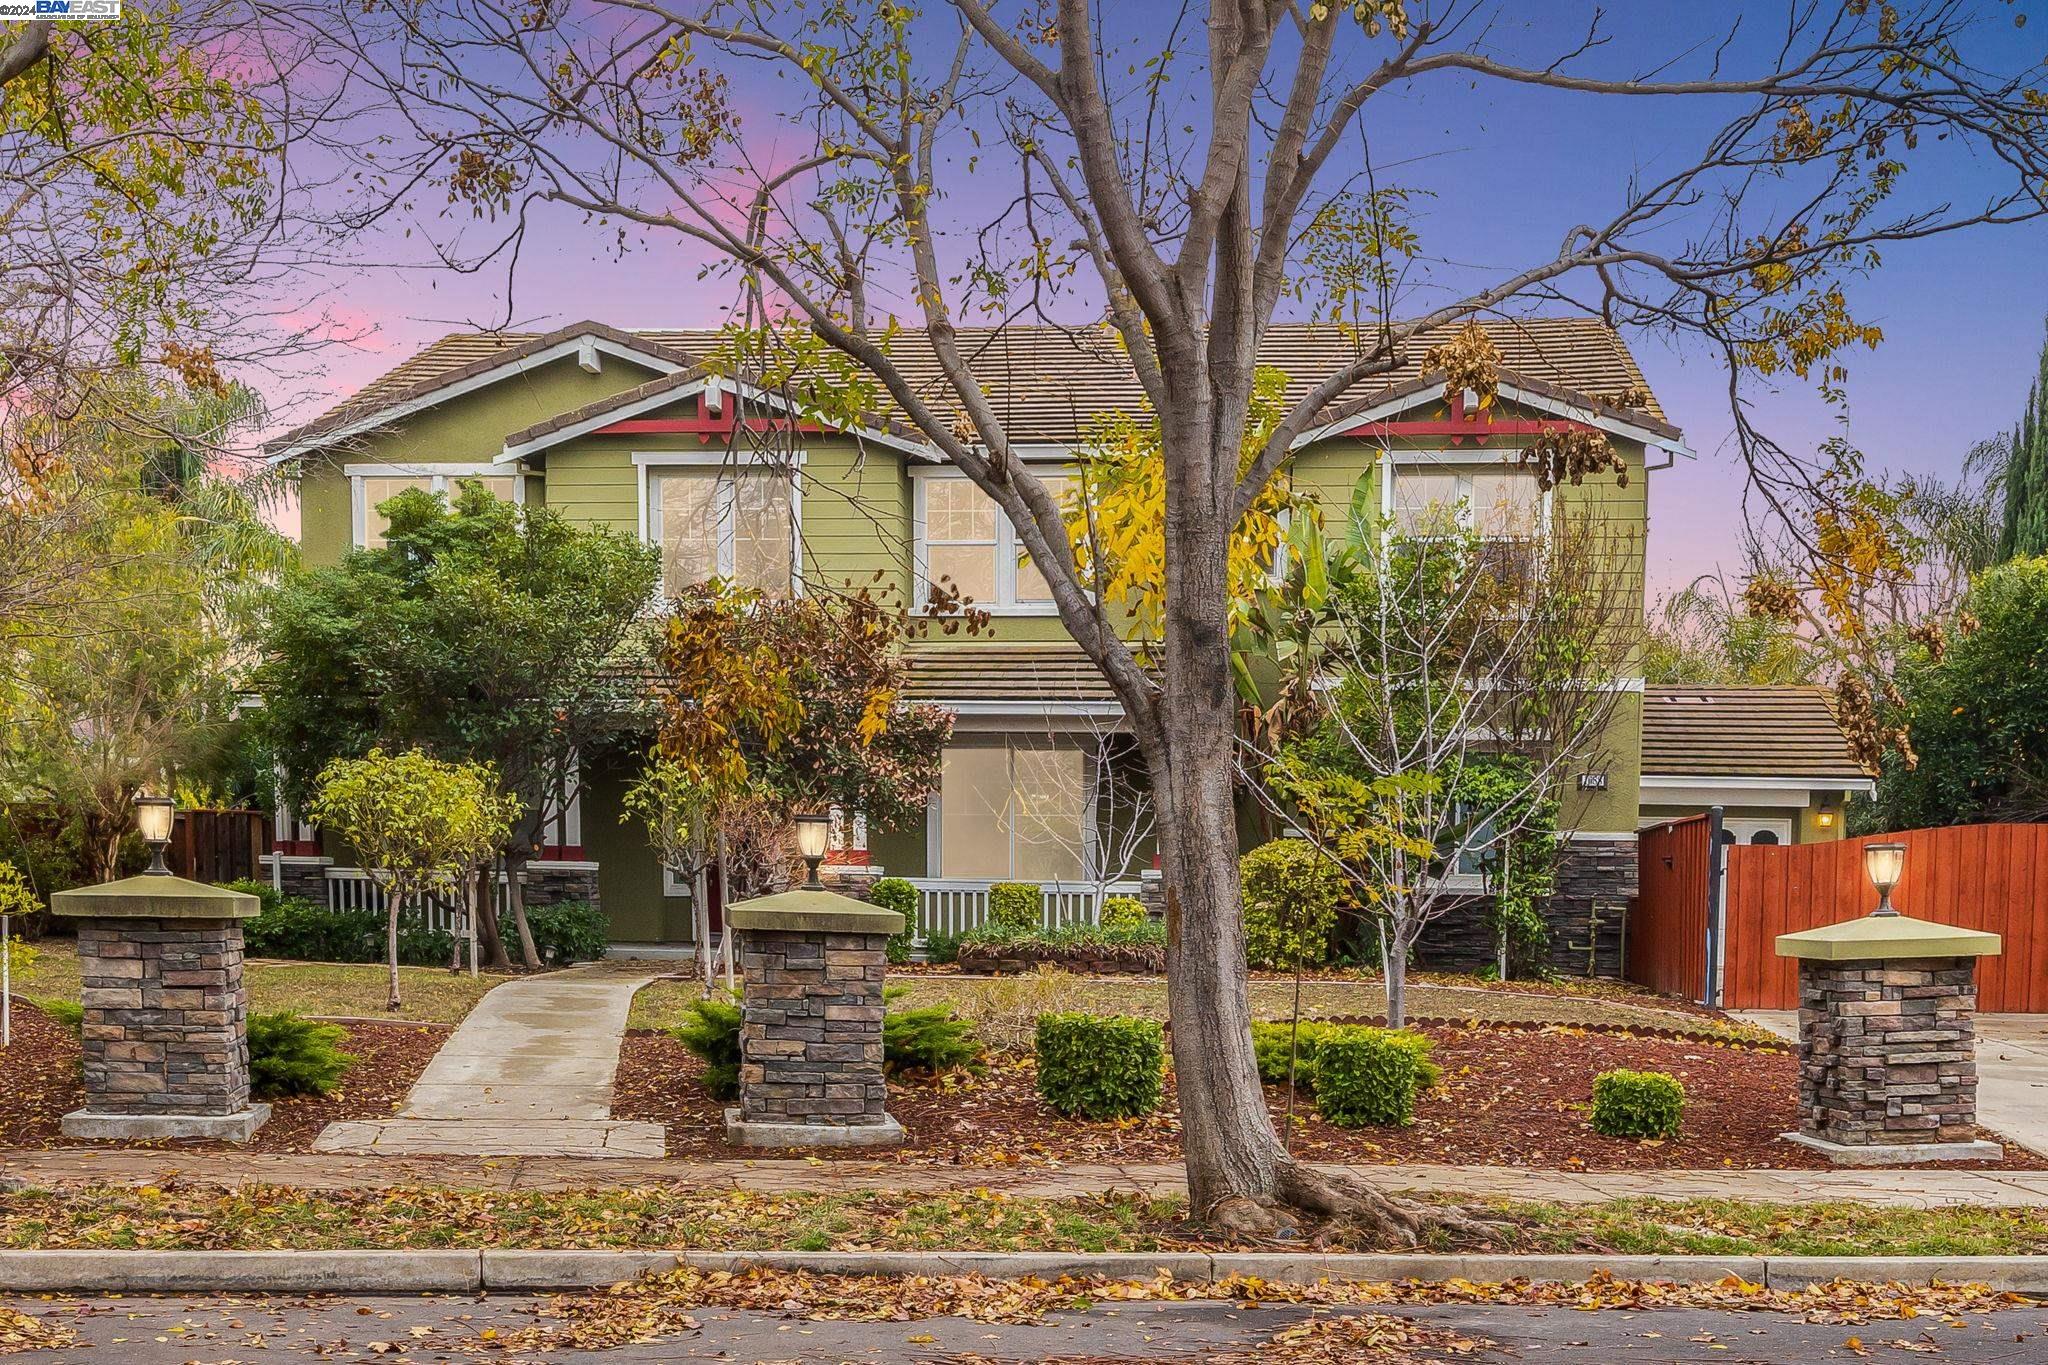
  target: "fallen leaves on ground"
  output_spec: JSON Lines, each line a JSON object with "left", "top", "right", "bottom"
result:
{"left": 461, "top": 1266, "right": 2035, "bottom": 1355}
{"left": 0, "top": 1306, "right": 74, "bottom": 1355}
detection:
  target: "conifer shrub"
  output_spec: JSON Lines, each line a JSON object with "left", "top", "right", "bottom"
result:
{"left": 1033, "top": 1012, "right": 1165, "bottom": 1120}
{"left": 673, "top": 995, "right": 744, "bottom": 1100}
{"left": 246, "top": 1010, "right": 356, "bottom": 1099}
{"left": 881, "top": 1005, "right": 984, "bottom": 1074}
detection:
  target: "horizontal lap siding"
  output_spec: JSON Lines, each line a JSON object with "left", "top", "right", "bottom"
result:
{"left": 1722, "top": 825, "right": 2048, "bottom": 1011}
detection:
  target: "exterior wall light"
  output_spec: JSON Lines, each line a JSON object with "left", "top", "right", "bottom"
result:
{"left": 794, "top": 813, "right": 830, "bottom": 889}
{"left": 1864, "top": 841, "right": 1906, "bottom": 917}
{"left": 1815, "top": 802, "right": 1837, "bottom": 830}
{"left": 134, "top": 794, "right": 176, "bottom": 876}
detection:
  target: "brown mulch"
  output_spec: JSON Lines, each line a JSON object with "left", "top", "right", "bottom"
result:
{"left": 0, "top": 996, "right": 446, "bottom": 1153}
{"left": 613, "top": 1022, "right": 2048, "bottom": 1172}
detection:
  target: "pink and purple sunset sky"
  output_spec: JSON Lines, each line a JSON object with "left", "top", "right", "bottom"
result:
{"left": 261, "top": 3, "right": 2048, "bottom": 601}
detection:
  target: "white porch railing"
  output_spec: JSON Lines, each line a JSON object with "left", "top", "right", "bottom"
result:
{"left": 906, "top": 879, "right": 1143, "bottom": 941}
{"left": 324, "top": 868, "right": 513, "bottom": 934}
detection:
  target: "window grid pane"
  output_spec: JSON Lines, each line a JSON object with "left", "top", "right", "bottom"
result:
{"left": 731, "top": 472, "right": 794, "bottom": 594}
{"left": 655, "top": 470, "right": 720, "bottom": 590}
{"left": 359, "top": 475, "right": 435, "bottom": 549}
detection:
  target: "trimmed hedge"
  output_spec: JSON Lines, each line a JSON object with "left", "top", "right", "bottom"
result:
{"left": 870, "top": 876, "right": 919, "bottom": 964}
{"left": 1239, "top": 840, "right": 1344, "bottom": 970}
{"left": 1591, "top": 1068, "right": 1685, "bottom": 1139}
{"left": 1098, "top": 895, "right": 1148, "bottom": 932}
{"left": 987, "top": 882, "right": 1042, "bottom": 934}
{"left": 247, "top": 1010, "right": 355, "bottom": 1099}
{"left": 1033, "top": 1012, "right": 1165, "bottom": 1120}
{"left": 1248, "top": 1019, "right": 1354, "bottom": 1089}
{"left": 228, "top": 881, "right": 456, "bottom": 966}
{"left": 1310, "top": 1029, "right": 1440, "bottom": 1127}
{"left": 522, "top": 901, "right": 609, "bottom": 964}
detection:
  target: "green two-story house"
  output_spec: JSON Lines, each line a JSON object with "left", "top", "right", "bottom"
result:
{"left": 263, "top": 317, "right": 1697, "bottom": 973}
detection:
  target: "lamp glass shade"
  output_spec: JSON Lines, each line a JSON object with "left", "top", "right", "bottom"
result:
{"left": 794, "top": 813, "right": 831, "bottom": 863}
{"left": 133, "top": 796, "right": 175, "bottom": 845}
{"left": 1864, "top": 842, "right": 1906, "bottom": 894}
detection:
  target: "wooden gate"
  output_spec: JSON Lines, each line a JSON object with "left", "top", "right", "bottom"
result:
{"left": 168, "top": 809, "right": 271, "bottom": 884}
{"left": 1629, "top": 811, "right": 1721, "bottom": 1002}
{"left": 1721, "top": 824, "right": 2048, "bottom": 1011}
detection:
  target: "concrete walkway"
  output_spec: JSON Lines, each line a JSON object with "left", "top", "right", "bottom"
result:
{"left": 15, "top": 1148, "right": 2048, "bottom": 1208}
{"left": 1737, "top": 1010, "right": 2048, "bottom": 1158}
{"left": 314, "top": 966, "right": 667, "bottom": 1158}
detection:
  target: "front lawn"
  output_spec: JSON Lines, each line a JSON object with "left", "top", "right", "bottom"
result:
{"left": 14, "top": 938, "right": 508, "bottom": 1025}
{"left": 625, "top": 968, "right": 1741, "bottom": 1037}
{"left": 6, "top": 1184, "right": 2048, "bottom": 1258}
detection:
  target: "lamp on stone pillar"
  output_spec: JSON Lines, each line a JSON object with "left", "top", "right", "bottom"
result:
{"left": 1864, "top": 841, "right": 1906, "bottom": 916}
{"left": 133, "top": 794, "right": 175, "bottom": 875}
{"left": 794, "top": 812, "right": 830, "bottom": 889}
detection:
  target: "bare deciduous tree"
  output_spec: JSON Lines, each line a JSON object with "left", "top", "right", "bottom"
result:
{"left": 286, "top": 0, "right": 2048, "bottom": 1237}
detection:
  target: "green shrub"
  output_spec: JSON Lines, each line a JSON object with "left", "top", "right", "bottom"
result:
{"left": 1098, "top": 895, "right": 1147, "bottom": 932}
{"left": 1591, "top": 1069, "right": 1685, "bottom": 1139}
{"left": 1248, "top": 1019, "right": 1352, "bottom": 1088}
{"left": 672, "top": 995, "right": 744, "bottom": 1100}
{"left": 1239, "top": 840, "right": 1343, "bottom": 970}
{"left": 987, "top": 882, "right": 1042, "bottom": 934}
{"left": 37, "top": 998, "right": 82, "bottom": 1036}
{"left": 1033, "top": 1012, "right": 1165, "bottom": 1120}
{"left": 871, "top": 877, "right": 918, "bottom": 964}
{"left": 246, "top": 1010, "right": 355, "bottom": 1099}
{"left": 882, "top": 1005, "right": 984, "bottom": 1074}
{"left": 1311, "top": 1029, "right": 1439, "bottom": 1127}
{"left": 961, "top": 919, "right": 1166, "bottom": 953}
{"left": 222, "top": 877, "right": 287, "bottom": 916}
{"left": 240, "top": 892, "right": 457, "bottom": 967}
{"left": 522, "top": 901, "right": 610, "bottom": 963}
{"left": 922, "top": 931, "right": 961, "bottom": 965}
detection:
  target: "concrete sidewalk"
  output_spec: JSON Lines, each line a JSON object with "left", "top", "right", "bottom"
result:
{"left": 313, "top": 966, "right": 667, "bottom": 1158}
{"left": 1738, "top": 1010, "right": 2048, "bottom": 1158}
{"left": 13, "top": 1147, "right": 2048, "bottom": 1208}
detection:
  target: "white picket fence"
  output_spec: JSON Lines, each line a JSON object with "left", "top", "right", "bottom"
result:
{"left": 905, "top": 879, "right": 1142, "bottom": 941}
{"left": 324, "top": 867, "right": 513, "bottom": 934}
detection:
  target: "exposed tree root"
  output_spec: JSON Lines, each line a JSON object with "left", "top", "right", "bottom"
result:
{"left": 1203, "top": 1160, "right": 1506, "bottom": 1249}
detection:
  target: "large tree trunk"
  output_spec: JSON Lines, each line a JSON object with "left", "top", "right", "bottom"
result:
{"left": 474, "top": 861, "right": 511, "bottom": 971}
{"left": 505, "top": 848, "right": 541, "bottom": 971}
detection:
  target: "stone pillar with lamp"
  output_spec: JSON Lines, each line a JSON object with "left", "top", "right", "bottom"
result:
{"left": 49, "top": 794, "right": 268, "bottom": 1141}
{"left": 724, "top": 811, "right": 907, "bottom": 1148}
{"left": 1778, "top": 840, "right": 2003, "bottom": 1165}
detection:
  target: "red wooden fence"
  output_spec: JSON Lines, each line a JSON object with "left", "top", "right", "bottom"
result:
{"left": 1721, "top": 824, "right": 2048, "bottom": 1011}
{"left": 1628, "top": 812, "right": 1718, "bottom": 1001}
{"left": 167, "top": 809, "right": 271, "bottom": 885}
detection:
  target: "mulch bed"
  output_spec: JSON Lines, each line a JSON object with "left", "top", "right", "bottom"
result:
{"left": 0, "top": 996, "right": 446, "bottom": 1153}
{"left": 613, "top": 1022, "right": 2048, "bottom": 1171}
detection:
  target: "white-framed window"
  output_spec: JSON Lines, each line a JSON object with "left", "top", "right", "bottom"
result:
{"left": 912, "top": 471, "right": 1072, "bottom": 615}
{"left": 930, "top": 737, "right": 1089, "bottom": 880}
{"left": 635, "top": 453, "right": 801, "bottom": 597}
{"left": 661, "top": 863, "right": 696, "bottom": 898}
{"left": 1388, "top": 461, "right": 1544, "bottom": 539}
{"left": 347, "top": 463, "right": 523, "bottom": 549}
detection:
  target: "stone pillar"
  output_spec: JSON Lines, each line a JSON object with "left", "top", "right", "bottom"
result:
{"left": 724, "top": 888, "right": 905, "bottom": 1148}
{"left": 51, "top": 876, "right": 267, "bottom": 1142}
{"left": 1777, "top": 913, "right": 2001, "bottom": 1166}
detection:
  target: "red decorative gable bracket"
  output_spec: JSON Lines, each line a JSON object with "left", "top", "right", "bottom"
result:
{"left": 1341, "top": 389, "right": 1597, "bottom": 446}
{"left": 595, "top": 389, "right": 833, "bottom": 441}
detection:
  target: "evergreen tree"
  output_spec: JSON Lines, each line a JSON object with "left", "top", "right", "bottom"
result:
{"left": 2000, "top": 326, "right": 2048, "bottom": 561}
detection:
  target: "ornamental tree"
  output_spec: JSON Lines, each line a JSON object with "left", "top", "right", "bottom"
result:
{"left": 298, "top": 0, "right": 2048, "bottom": 1238}
{"left": 308, "top": 748, "right": 516, "bottom": 1010}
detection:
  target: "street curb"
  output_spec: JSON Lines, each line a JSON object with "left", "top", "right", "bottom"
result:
{"left": 4, "top": 1249, "right": 2048, "bottom": 1294}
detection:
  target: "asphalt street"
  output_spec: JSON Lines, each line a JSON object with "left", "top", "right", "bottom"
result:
{"left": 7, "top": 1291, "right": 2048, "bottom": 1363}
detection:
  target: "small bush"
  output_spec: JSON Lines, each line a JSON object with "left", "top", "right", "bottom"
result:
{"left": 672, "top": 995, "right": 744, "bottom": 1100}
{"left": 1239, "top": 840, "right": 1344, "bottom": 970}
{"left": 222, "top": 877, "right": 287, "bottom": 916}
{"left": 240, "top": 892, "right": 459, "bottom": 967}
{"left": 37, "top": 998, "right": 82, "bottom": 1036}
{"left": 870, "top": 877, "right": 918, "bottom": 964}
{"left": 1034, "top": 1012, "right": 1165, "bottom": 1120}
{"left": 1311, "top": 1030, "right": 1439, "bottom": 1127}
{"left": 1098, "top": 895, "right": 1148, "bottom": 932}
{"left": 921, "top": 931, "right": 961, "bottom": 965}
{"left": 882, "top": 1005, "right": 984, "bottom": 1074}
{"left": 987, "top": 881, "right": 1041, "bottom": 934}
{"left": 247, "top": 1010, "right": 355, "bottom": 1099}
{"left": 1591, "top": 1068, "right": 1685, "bottom": 1139}
{"left": 522, "top": 901, "right": 610, "bottom": 963}
{"left": 1248, "top": 1019, "right": 1353, "bottom": 1089}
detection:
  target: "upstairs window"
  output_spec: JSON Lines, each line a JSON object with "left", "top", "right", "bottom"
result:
{"left": 645, "top": 464, "right": 797, "bottom": 596}
{"left": 1390, "top": 463, "right": 1545, "bottom": 582}
{"left": 348, "top": 465, "right": 519, "bottom": 549}
{"left": 915, "top": 473, "right": 1071, "bottom": 613}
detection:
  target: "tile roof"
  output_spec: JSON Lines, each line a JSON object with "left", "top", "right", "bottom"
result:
{"left": 901, "top": 643, "right": 1124, "bottom": 705}
{"left": 274, "top": 317, "right": 1673, "bottom": 456}
{"left": 1642, "top": 686, "right": 1870, "bottom": 783}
